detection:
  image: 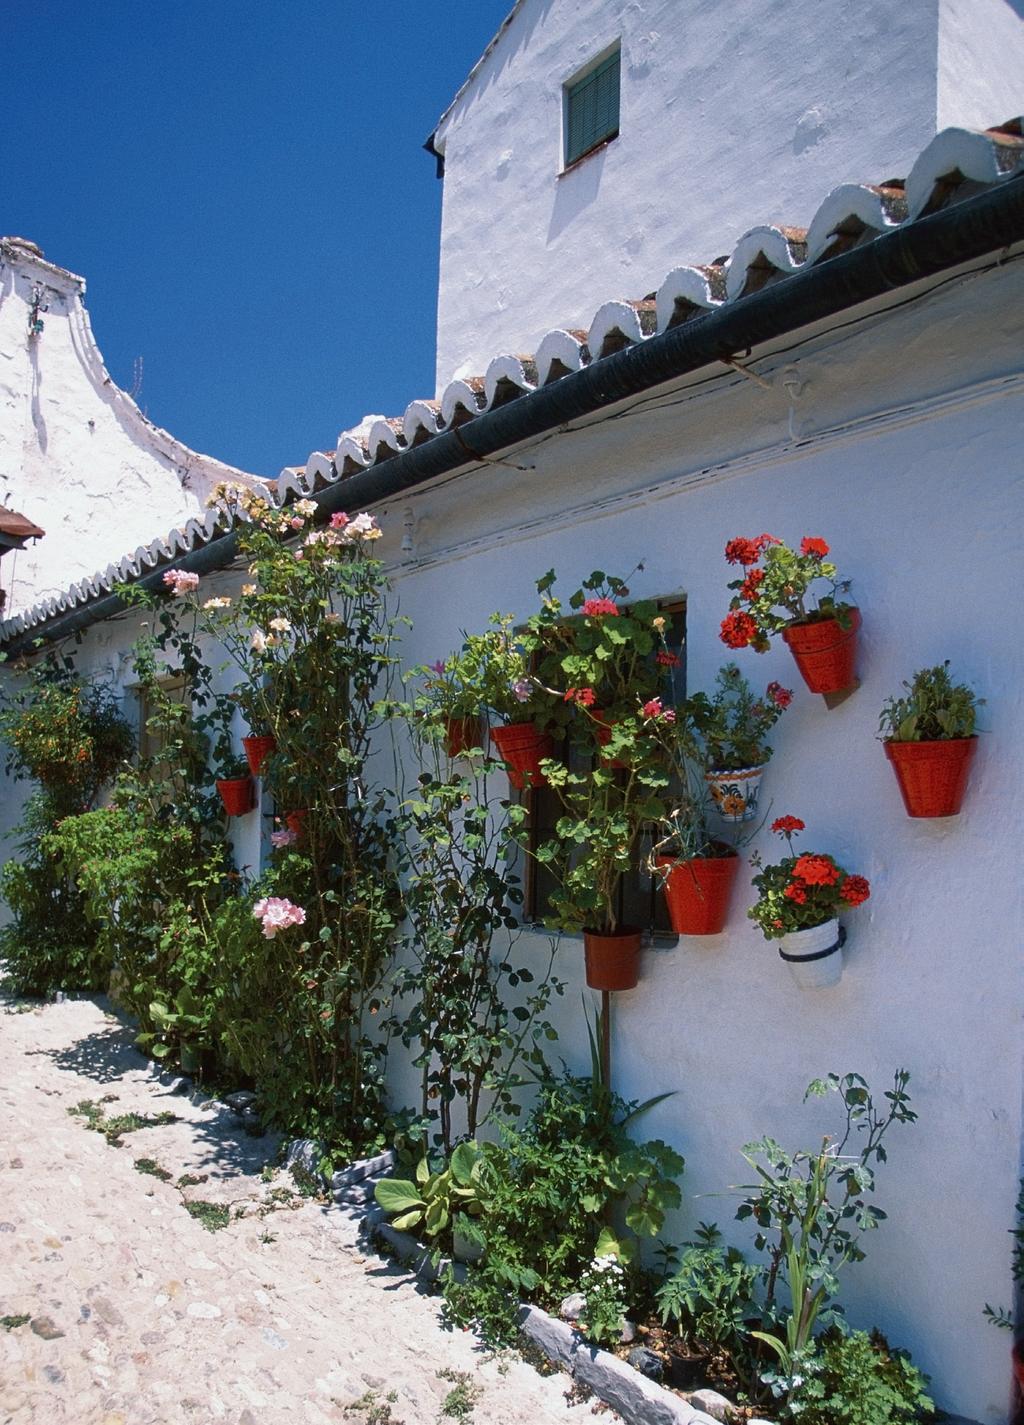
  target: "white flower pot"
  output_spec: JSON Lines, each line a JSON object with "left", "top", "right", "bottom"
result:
{"left": 705, "top": 765, "right": 766, "bottom": 823}
{"left": 777, "top": 918, "right": 844, "bottom": 990}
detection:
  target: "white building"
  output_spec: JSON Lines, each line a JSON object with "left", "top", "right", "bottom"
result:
{"left": 2, "top": 5, "right": 1024, "bottom": 1419}
{"left": 429, "top": 0, "right": 1024, "bottom": 389}
{"left": 0, "top": 236, "right": 262, "bottom": 619}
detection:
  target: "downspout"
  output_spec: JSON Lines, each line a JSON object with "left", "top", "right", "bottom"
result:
{"left": 5, "top": 171, "right": 1024, "bottom": 656}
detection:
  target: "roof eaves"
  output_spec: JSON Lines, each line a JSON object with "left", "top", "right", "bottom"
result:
{"left": 3, "top": 121, "right": 1023, "bottom": 655}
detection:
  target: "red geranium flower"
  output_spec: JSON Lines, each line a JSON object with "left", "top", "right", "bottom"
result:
{"left": 771, "top": 815, "right": 805, "bottom": 835}
{"left": 793, "top": 853, "right": 841, "bottom": 887}
{"left": 739, "top": 568, "right": 765, "bottom": 601}
{"left": 766, "top": 681, "right": 793, "bottom": 708}
{"left": 840, "top": 875, "right": 871, "bottom": 906}
{"left": 656, "top": 650, "right": 681, "bottom": 667}
{"left": 800, "top": 537, "right": 830, "bottom": 558}
{"left": 784, "top": 883, "right": 808, "bottom": 903}
{"left": 642, "top": 698, "right": 675, "bottom": 722}
{"left": 564, "top": 687, "right": 596, "bottom": 707}
{"left": 724, "top": 537, "right": 761, "bottom": 567}
{"left": 582, "top": 597, "right": 619, "bottom": 617}
{"left": 720, "top": 610, "right": 758, "bottom": 648}
{"left": 756, "top": 533, "right": 780, "bottom": 552}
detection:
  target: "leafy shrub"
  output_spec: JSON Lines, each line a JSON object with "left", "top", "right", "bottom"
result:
{"left": 0, "top": 793, "right": 100, "bottom": 995}
{"left": 441, "top": 1068, "right": 683, "bottom": 1344}
{"left": 0, "top": 658, "right": 133, "bottom": 994}
{"left": 794, "top": 1329, "right": 933, "bottom": 1425}
{"left": 656, "top": 1222, "right": 760, "bottom": 1367}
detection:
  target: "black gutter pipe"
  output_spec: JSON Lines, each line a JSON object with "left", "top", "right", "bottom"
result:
{"left": 5, "top": 171, "right": 1024, "bottom": 656}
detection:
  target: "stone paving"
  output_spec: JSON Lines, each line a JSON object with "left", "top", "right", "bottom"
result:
{"left": 0, "top": 993, "right": 609, "bottom": 1425}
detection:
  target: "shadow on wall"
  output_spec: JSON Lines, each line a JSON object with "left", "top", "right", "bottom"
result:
{"left": 547, "top": 142, "right": 611, "bottom": 245}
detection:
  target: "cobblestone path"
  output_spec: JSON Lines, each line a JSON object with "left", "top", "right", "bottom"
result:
{"left": 0, "top": 994, "right": 606, "bottom": 1425}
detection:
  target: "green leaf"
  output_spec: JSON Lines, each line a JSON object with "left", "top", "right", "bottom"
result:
{"left": 450, "top": 1141, "right": 480, "bottom": 1186}
{"left": 374, "top": 1180, "right": 425, "bottom": 1214}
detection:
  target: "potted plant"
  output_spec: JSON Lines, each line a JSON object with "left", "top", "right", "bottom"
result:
{"left": 214, "top": 757, "right": 255, "bottom": 816}
{"left": 879, "top": 662, "right": 981, "bottom": 818}
{"left": 748, "top": 817, "right": 870, "bottom": 989}
{"left": 719, "top": 534, "right": 860, "bottom": 696}
{"left": 446, "top": 612, "right": 555, "bottom": 789}
{"left": 414, "top": 659, "right": 484, "bottom": 759}
{"left": 649, "top": 713, "right": 742, "bottom": 937}
{"left": 521, "top": 571, "right": 674, "bottom": 988}
{"left": 686, "top": 663, "right": 792, "bottom": 823}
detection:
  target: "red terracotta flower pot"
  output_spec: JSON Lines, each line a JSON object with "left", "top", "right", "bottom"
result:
{"left": 285, "top": 808, "right": 309, "bottom": 839}
{"left": 781, "top": 609, "right": 861, "bottom": 695}
{"left": 445, "top": 716, "right": 479, "bottom": 759}
{"left": 242, "top": 734, "right": 277, "bottom": 777}
{"left": 583, "top": 927, "right": 642, "bottom": 991}
{"left": 884, "top": 737, "right": 977, "bottom": 817}
{"left": 490, "top": 722, "right": 554, "bottom": 790}
{"left": 657, "top": 851, "right": 739, "bottom": 935}
{"left": 216, "top": 777, "right": 255, "bottom": 817}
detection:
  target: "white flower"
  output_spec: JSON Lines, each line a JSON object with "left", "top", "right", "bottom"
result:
{"left": 242, "top": 583, "right": 257, "bottom": 596}
{"left": 251, "top": 629, "right": 268, "bottom": 654}
{"left": 341, "top": 511, "right": 382, "bottom": 542}
{"left": 268, "top": 618, "right": 291, "bottom": 633}
{"left": 294, "top": 498, "right": 317, "bottom": 517}
{"left": 203, "top": 596, "right": 232, "bottom": 610}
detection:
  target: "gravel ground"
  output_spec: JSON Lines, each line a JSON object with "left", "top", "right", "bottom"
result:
{"left": 0, "top": 992, "right": 609, "bottom": 1425}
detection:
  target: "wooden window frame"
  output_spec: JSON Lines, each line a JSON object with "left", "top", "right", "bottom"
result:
{"left": 562, "top": 45, "right": 621, "bottom": 170}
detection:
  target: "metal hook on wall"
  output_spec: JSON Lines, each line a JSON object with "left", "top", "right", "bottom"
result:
{"left": 781, "top": 365, "right": 809, "bottom": 440}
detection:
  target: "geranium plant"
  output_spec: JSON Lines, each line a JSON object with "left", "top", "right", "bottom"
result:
{"left": 719, "top": 535, "right": 854, "bottom": 652}
{"left": 749, "top": 818, "right": 870, "bottom": 939}
{"left": 686, "top": 664, "right": 792, "bottom": 771}
{"left": 423, "top": 613, "right": 550, "bottom": 727}
{"left": 519, "top": 569, "right": 676, "bottom": 938}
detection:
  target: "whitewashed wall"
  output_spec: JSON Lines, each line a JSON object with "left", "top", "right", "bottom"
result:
{"left": 0, "top": 239, "right": 260, "bottom": 618}
{"left": 433, "top": 0, "right": 1024, "bottom": 389}
{"left": 1, "top": 255, "right": 1020, "bottom": 1419}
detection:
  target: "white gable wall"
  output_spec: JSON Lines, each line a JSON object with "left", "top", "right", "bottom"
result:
{"left": 0, "top": 240, "right": 261, "bottom": 618}
{"left": 433, "top": 0, "right": 1024, "bottom": 390}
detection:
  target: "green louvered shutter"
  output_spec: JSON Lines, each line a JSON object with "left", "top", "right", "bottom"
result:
{"left": 565, "top": 48, "right": 620, "bottom": 167}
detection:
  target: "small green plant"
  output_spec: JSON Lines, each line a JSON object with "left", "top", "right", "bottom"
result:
{"left": 184, "top": 1200, "right": 231, "bottom": 1232}
{"left": 686, "top": 664, "right": 792, "bottom": 770}
{"left": 793, "top": 1328, "right": 933, "bottom": 1425}
{"left": 436, "top": 1368, "right": 480, "bottom": 1422}
{"left": 879, "top": 662, "right": 981, "bottom": 742}
{"left": 736, "top": 1071, "right": 917, "bottom": 1404}
{"left": 343, "top": 1389, "right": 404, "bottom": 1424}
{"left": 375, "top": 1141, "right": 485, "bottom": 1244}
{"left": 1, "top": 1315, "right": 30, "bottom": 1330}
{"left": 67, "top": 1099, "right": 179, "bottom": 1145}
{"left": 177, "top": 1173, "right": 206, "bottom": 1189}
{"left": 133, "top": 1158, "right": 172, "bottom": 1181}
{"left": 656, "top": 1222, "right": 759, "bottom": 1366}
{"left": 577, "top": 1253, "right": 629, "bottom": 1346}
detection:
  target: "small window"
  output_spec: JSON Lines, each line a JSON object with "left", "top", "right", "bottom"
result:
{"left": 564, "top": 46, "right": 620, "bottom": 168}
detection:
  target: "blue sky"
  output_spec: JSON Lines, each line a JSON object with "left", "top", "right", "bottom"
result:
{"left": 5, "top": 4, "right": 511, "bottom": 476}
